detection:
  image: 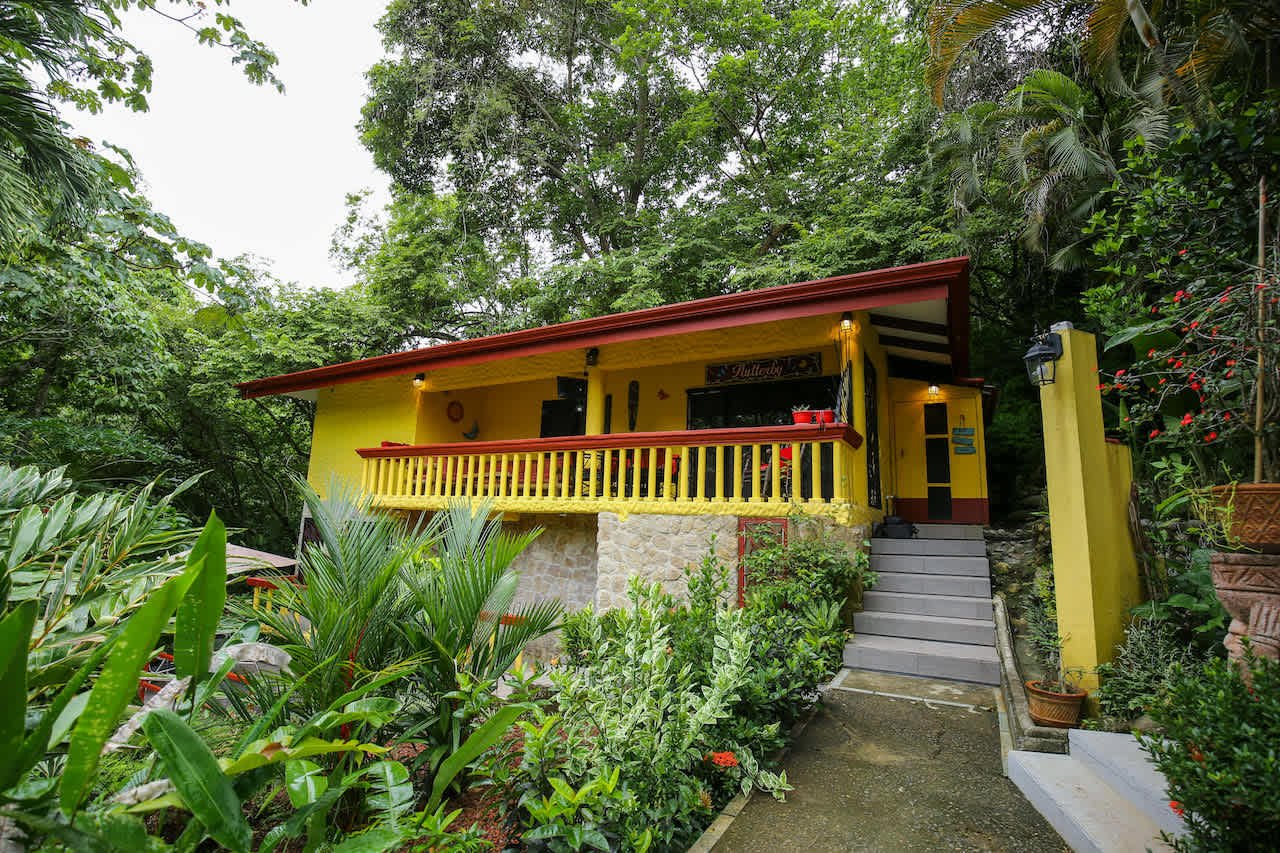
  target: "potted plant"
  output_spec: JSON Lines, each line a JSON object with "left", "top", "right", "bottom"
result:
{"left": 812, "top": 408, "right": 837, "bottom": 424}
{"left": 1105, "top": 184, "right": 1279, "bottom": 552}
{"left": 1025, "top": 635, "right": 1089, "bottom": 728}
{"left": 791, "top": 404, "right": 813, "bottom": 425}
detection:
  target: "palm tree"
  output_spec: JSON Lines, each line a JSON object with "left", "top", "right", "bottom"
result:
{"left": 253, "top": 480, "right": 444, "bottom": 715}
{"left": 933, "top": 69, "right": 1165, "bottom": 267}
{"left": 399, "top": 500, "right": 563, "bottom": 692}
{"left": 0, "top": 0, "right": 100, "bottom": 244}
{"left": 925, "top": 0, "right": 1280, "bottom": 113}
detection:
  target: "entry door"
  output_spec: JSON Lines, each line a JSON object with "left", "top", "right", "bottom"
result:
{"left": 892, "top": 401, "right": 953, "bottom": 521}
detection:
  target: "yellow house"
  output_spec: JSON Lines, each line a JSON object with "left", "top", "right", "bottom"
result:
{"left": 239, "top": 257, "right": 992, "bottom": 612}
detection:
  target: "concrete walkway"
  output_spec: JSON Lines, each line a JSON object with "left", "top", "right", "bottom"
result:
{"left": 712, "top": 670, "right": 1067, "bottom": 852}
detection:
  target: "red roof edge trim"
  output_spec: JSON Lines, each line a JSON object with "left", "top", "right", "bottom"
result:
{"left": 238, "top": 257, "right": 970, "bottom": 399}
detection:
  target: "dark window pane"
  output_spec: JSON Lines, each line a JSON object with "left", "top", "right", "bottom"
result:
{"left": 925, "top": 437, "right": 951, "bottom": 484}
{"left": 928, "top": 486, "right": 953, "bottom": 520}
{"left": 924, "top": 402, "right": 948, "bottom": 435}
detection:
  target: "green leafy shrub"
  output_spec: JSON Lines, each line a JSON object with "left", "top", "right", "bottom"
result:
{"left": 1141, "top": 653, "right": 1280, "bottom": 851}
{"left": 740, "top": 520, "right": 874, "bottom": 616}
{"left": 1095, "top": 617, "right": 1206, "bottom": 723}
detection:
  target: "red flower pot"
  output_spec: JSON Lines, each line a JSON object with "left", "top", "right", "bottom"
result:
{"left": 814, "top": 409, "right": 836, "bottom": 424}
{"left": 792, "top": 411, "right": 814, "bottom": 424}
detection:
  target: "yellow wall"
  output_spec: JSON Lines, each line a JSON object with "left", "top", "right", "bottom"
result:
{"left": 887, "top": 379, "right": 988, "bottom": 502}
{"left": 416, "top": 378, "right": 557, "bottom": 444}
{"left": 303, "top": 316, "right": 992, "bottom": 528}
{"left": 307, "top": 376, "right": 420, "bottom": 496}
{"left": 1039, "top": 327, "right": 1142, "bottom": 693}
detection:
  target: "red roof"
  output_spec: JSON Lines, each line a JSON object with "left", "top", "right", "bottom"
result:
{"left": 238, "top": 257, "right": 970, "bottom": 399}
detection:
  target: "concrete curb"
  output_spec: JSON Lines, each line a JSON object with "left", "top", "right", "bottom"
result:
{"left": 686, "top": 673, "right": 836, "bottom": 853}
{"left": 992, "top": 595, "right": 1068, "bottom": 755}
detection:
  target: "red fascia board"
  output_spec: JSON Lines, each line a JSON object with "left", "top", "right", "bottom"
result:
{"left": 946, "top": 261, "right": 971, "bottom": 377}
{"left": 356, "top": 423, "right": 863, "bottom": 458}
{"left": 238, "top": 257, "right": 969, "bottom": 399}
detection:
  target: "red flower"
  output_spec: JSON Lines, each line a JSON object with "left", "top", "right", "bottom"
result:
{"left": 1205, "top": 431, "right": 1218, "bottom": 442}
{"left": 1226, "top": 370, "right": 1235, "bottom": 379}
{"left": 1170, "top": 801, "right": 1185, "bottom": 817}
{"left": 708, "top": 751, "right": 739, "bottom": 768}
{"left": 1151, "top": 305, "right": 1160, "bottom": 313}
{"left": 1178, "top": 249, "right": 1188, "bottom": 256}
{"left": 1226, "top": 359, "right": 1237, "bottom": 366}
{"left": 1224, "top": 412, "right": 1232, "bottom": 421}
{"left": 1181, "top": 413, "right": 1194, "bottom": 426}
{"left": 1115, "top": 369, "right": 1126, "bottom": 377}
{"left": 1190, "top": 321, "right": 1200, "bottom": 330}
{"left": 1150, "top": 429, "right": 1162, "bottom": 438}
{"left": 1159, "top": 378, "right": 1168, "bottom": 385}
{"left": 1174, "top": 290, "right": 1187, "bottom": 302}
{"left": 1188, "top": 745, "right": 1204, "bottom": 763}
{"left": 1175, "top": 360, "right": 1184, "bottom": 369}
{"left": 1147, "top": 348, "right": 1157, "bottom": 358}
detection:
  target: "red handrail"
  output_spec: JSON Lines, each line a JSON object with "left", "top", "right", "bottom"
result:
{"left": 356, "top": 423, "right": 862, "bottom": 459}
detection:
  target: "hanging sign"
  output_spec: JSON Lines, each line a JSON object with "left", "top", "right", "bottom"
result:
{"left": 705, "top": 353, "right": 822, "bottom": 386}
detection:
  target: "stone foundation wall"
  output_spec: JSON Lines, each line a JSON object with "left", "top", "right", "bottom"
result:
{"left": 594, "top": 512, "right": 740, "bottom": 610}
{"left": 507, "top": 514, "right": 598, "bottom": 612}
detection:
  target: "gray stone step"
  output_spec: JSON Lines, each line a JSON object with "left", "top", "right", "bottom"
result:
{"left": 1008, "top": 751, "right": 1173, "bottom": 853}
{"left": 870, "top": 554, "right": 990, "bottom": 577}
{"left": 862, "top": 590, "right": 993, "bottom": 621}
{"left": 843, "top": 634, "right": 999, "bottom": 685}
{"left": 873, "top": 571, "right": 991, "bottom": 597}
{"left": 853, "top": 611, "right": 996, "bottom": 646}
{"left": 871, "top": 538, "right": 987, "bottom": 557}
{"left": 914, "top": 523, "right": 984, "bottom": 540}
{"left": 1069, "top": 730, "right": 1184, "bottom": 839}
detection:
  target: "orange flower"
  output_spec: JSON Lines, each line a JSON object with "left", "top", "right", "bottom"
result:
{"left": 709, "top": 751, "right": 739, "bottom": 768}
{"left": 1170, "top": 801, "right": 1185, "bottom": 817}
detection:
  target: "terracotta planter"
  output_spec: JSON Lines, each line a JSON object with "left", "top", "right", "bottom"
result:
{"left": 1025, "top": 680, "right": 1087, "bottom": 728}
{"left": 1210, "top": 551, "right": 1280, "bottom": 665}
{"left": 1211, "top": 483, "right": 1280, "bottom": 553}
{"left": 791, "top": 411, "right": 813, "bottom": 424}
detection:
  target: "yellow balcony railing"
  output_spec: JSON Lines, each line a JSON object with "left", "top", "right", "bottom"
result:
{"left": 356, "top": 425, "right": 865, "bottom": 521}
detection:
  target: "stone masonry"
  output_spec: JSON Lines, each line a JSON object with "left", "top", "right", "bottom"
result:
{"left": 594, "top": 512, "right": 739, "bottom": 610}
{"left": 507, "top": 513, "right": 598, "bottom": 612}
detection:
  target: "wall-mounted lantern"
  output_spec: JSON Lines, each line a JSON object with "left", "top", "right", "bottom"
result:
{"left": 927, "top": 384, "right": 941, "bottom": 398}
{"left": 840, "top": 312, "right": 854, "bottom": 332}
{"left": 1023, "top": 330, "right": 1064, "bottom": 386}
{"left": 411, "top": 372, "right": 427, "bottom": 390}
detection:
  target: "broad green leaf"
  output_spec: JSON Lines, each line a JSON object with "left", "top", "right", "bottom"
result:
{"left": 6, "top": 506, "right": 43, "bottom": 569}
{"left": 0, "top": 601, "right": 36, "bottom": 784}
{"left": 142, "top": 709, "right": 252, "bottom": 853}
{"left": 10, "top": 636, "right": 116, "bottom": 789}
{"left": 329, "top": 823, "right": 407, "bottom": 853}
{"left": 427, "top": 703, "right": 525, "bottom": 810}
{"left": 221, "top": 736, "right": 384, "bottom": 776}
{"left": 174, "top": 512, "right": 227, "bottom": 684}
{"left": 60, "top": 558, "right": 204, "bottom": 813}
{"left": 284, "top": 759, "right": 327, "bottom": 808}
{"left": 348, "top": 760, "right": 412, "bottom": 815}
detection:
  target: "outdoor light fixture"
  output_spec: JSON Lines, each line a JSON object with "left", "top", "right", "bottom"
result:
{"left": 840, "top": 312, "right": 854, "bottom": 332}
{"left": 411, "top": 372, "right": 427, "bottom": 390}
{"left": 1023, "top": 330, "right": 1064, "bottom": 387}
{"left": 585, "top": 347, "right": 600, "bottom": 367}
{"left": 927, "top": 384, "right": 941, "bottom": 398}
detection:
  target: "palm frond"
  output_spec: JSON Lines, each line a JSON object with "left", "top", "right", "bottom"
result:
{"left": 925, "top": 0, "right": 1062, "bottom": 105}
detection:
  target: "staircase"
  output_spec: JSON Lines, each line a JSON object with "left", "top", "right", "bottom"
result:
{"left": 844, "top": 523, "right": 999, "bottom": 685}
{"left": 1008, "top": 730, "right": 1181, "bottom": 852}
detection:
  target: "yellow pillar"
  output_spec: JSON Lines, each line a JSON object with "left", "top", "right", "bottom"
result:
{"left": 1038, "top": 323, "right": 1143, "bottom": 692}
{"left": 584, "top": 367, "right": 606, "bottom": 435}
{"left": 841, "top": 318, "right": 869, "bottom": 508}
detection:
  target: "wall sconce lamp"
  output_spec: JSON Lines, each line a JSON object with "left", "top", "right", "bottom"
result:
{"left": 1023, "top": 330, "right": 1064, "bottom": 386}
{"left": 927, "top": 384, "right": 941, "bottom": 398}
{"left": 840, "top": 312, "right": 854, "bottom": 332}
{"left": 411, "top": 372, "right": 427, "bottom": 390}
{"left": 585, "top": 347, "right": 600, "bottom": 367}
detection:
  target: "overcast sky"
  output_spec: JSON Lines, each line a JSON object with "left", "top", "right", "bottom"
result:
{"left": 70, "top": 0, "right": 390, "bottom": 288}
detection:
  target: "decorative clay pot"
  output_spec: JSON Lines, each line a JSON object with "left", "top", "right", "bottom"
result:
{"left": 1209, "top": 552, "right": 1280, "bottom": 666}
{"left": 791, "top": 411, "right": 813, "bottom": 424}
{"left": 814, "top": 409, "right": 837, "bottom": 424}
{"left": 1025, "top": 681, "right": 1087, "bottom": 728}
{"left": 1211, "top": 483, "right": 1280, "bottom": 553}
